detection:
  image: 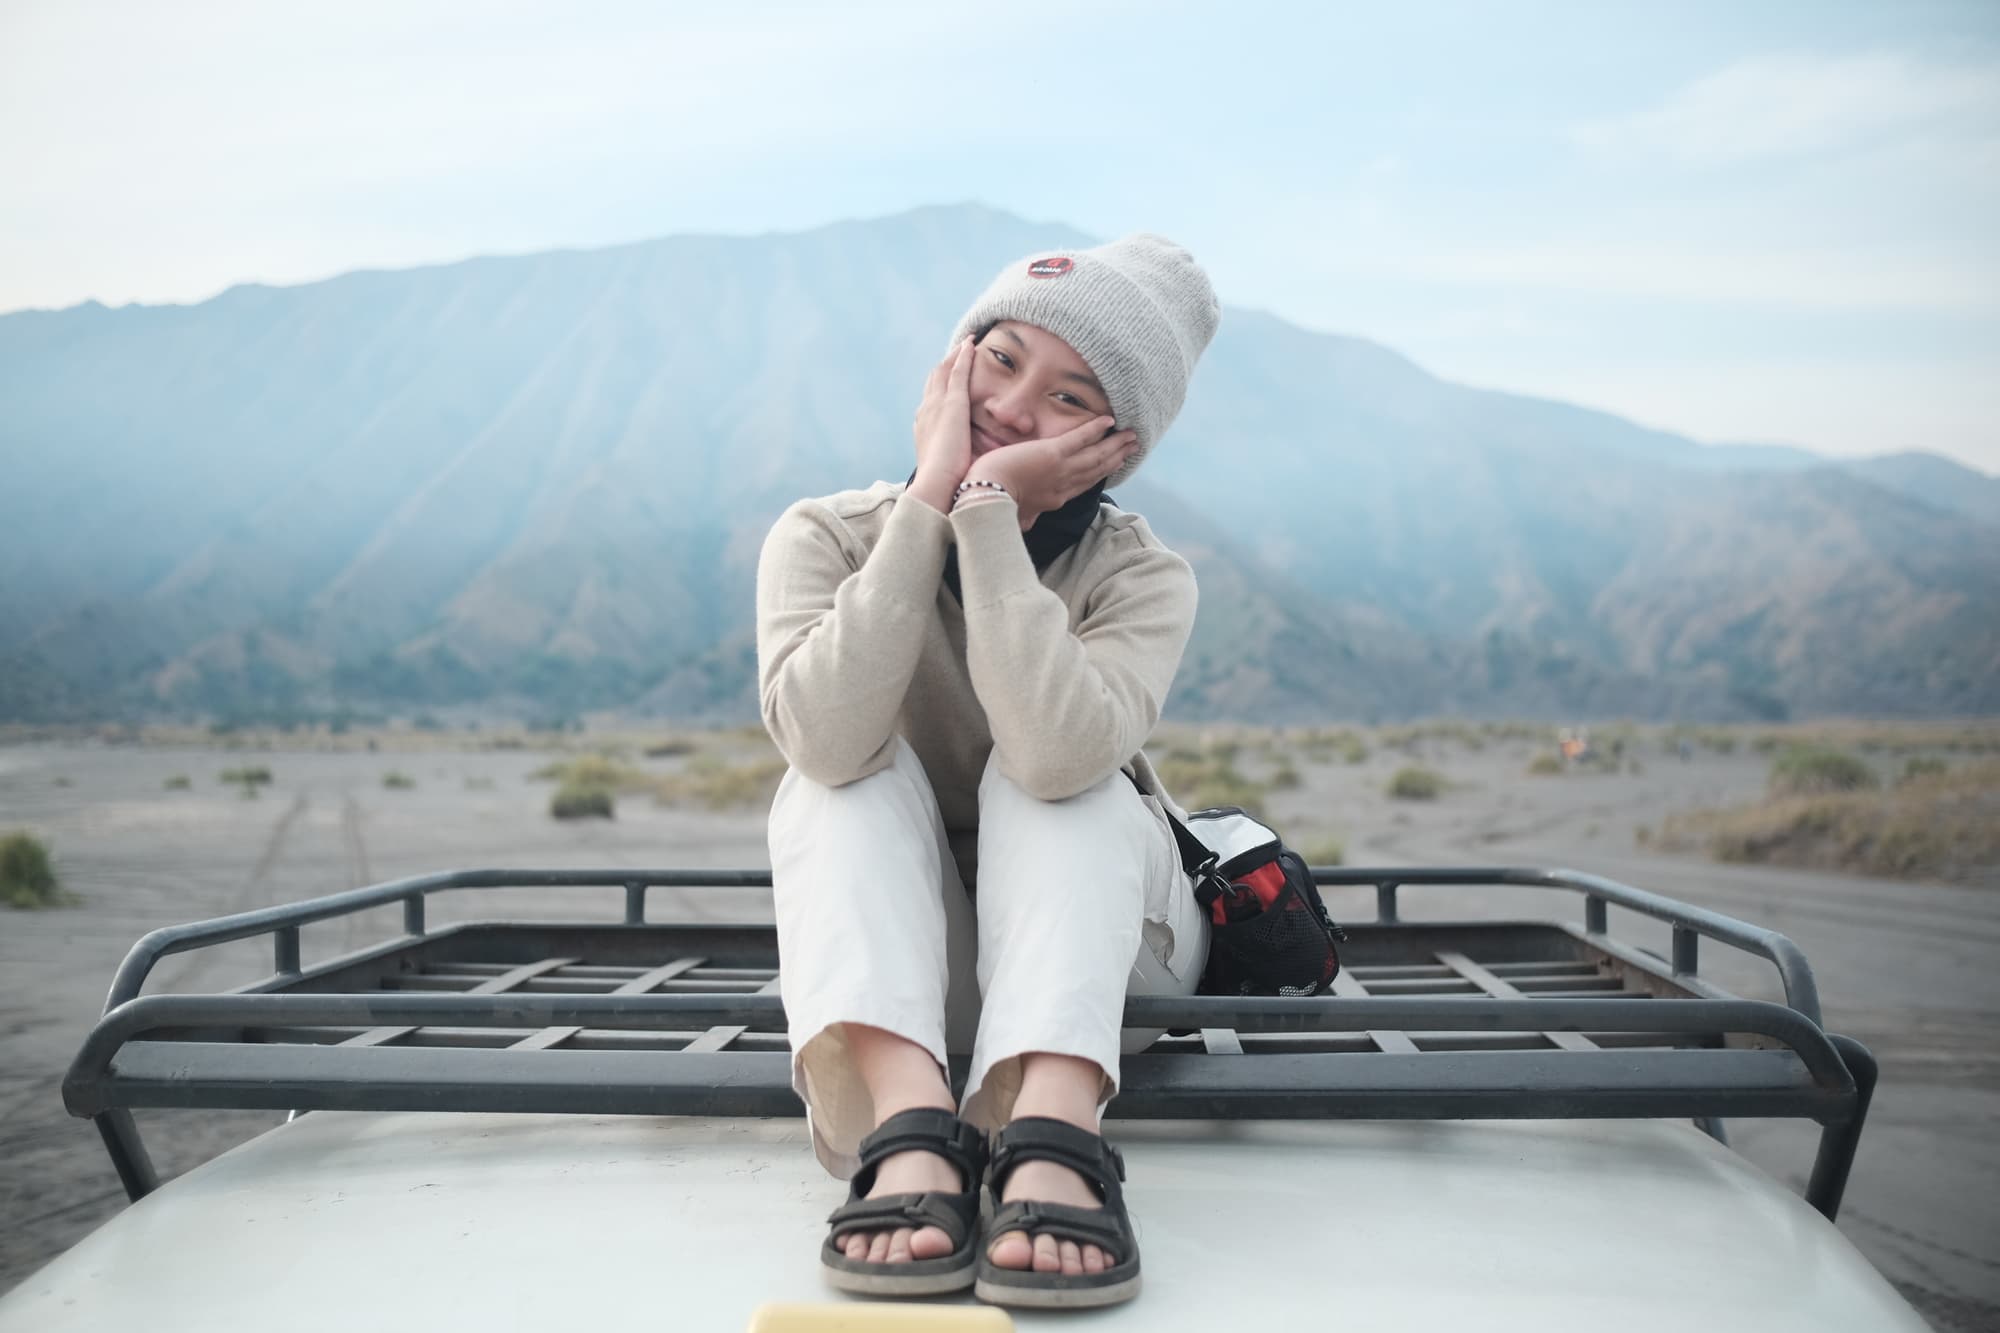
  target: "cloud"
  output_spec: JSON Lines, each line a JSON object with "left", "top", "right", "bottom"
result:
{"left": 1573, "top": 52, "right": 2000, "bottom": 165}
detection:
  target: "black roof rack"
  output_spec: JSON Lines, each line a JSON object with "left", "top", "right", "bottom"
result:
{"left": 64, "top": 866, "right": 1876, "bottom": 1222}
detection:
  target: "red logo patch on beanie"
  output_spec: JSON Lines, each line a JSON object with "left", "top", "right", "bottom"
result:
{"left": 1026, "top": 257, "right": 1074, "bottom": 279}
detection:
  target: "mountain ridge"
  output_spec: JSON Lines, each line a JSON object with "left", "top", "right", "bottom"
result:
{"left": 2, "top": 204, "right": 1994, "bottom": 724}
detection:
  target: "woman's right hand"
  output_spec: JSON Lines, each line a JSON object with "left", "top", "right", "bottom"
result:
{"left": 908, "top": 336, "right": 975, "bottom": 513}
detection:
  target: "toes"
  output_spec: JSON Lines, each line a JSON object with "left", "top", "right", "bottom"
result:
{"left": 909, "top": 1225, "right": 954, "bottom": 1261}
{"left": 1083, "top": 1243, "right": 1107, "bottom": 1274}
{"left": 1058, "top": 1239, "right": 1083, "bottom": 1275}
{"left": 988, "top": 1229, "right": 1033, "bottom": 1271}
{"left": 1031, "top": 1231, "right": 1062, "bottom": 1274}
{"left": 841, "top": 1226, "right": 948, "bottom": 1267}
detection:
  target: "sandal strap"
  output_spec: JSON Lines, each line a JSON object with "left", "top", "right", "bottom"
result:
{"left": 986, "top": 1198, "right": 1130, "bottom": 1262}
{"left": 988, "top": 1116, "right": 1126, "bottom": 1200}
{"left": 851, "top": 1108, "right": 987, "bottom": 1195}
{"left": 827, "top": 1188, "right": 979, "bottom": 1246}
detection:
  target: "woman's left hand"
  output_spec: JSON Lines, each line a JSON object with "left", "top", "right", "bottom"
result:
{"left": 962, "top": 417, "right": 1138, "bottom": 528}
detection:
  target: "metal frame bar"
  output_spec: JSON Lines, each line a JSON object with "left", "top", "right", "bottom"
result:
{"left": 1314, "top": 867, "right": 1821, "bottom": 1022}
{"left": 97, "top": 866, "right": 1821, "bottom": 1020}
{"left": 68, "top": 866, "right": 1871, "bottom": 1223}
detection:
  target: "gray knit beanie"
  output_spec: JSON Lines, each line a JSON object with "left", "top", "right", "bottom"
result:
{"left": 947, "top": 233, "right": 1220, "bottom": 487}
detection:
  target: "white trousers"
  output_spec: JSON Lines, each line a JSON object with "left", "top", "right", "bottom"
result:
{"left": 768, "top": 738, "right": 1208, "bottom": 1178}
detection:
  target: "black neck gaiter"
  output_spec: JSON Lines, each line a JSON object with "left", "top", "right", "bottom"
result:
{"left": 908, "top": 473, "right": 1113, "bottom": 603}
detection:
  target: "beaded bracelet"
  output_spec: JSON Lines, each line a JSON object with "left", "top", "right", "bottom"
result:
{"left": 952, "top": 478, "right": 1010, "bottom": 508}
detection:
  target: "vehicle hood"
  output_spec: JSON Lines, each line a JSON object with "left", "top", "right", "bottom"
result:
{"left": 0, "top": 1111, "right": 1922, "bottom": 1331}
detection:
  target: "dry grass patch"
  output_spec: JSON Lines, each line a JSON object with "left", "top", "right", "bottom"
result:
{"left": 1655, "top": 760, "right": 2000, "bottom": 884}
{"left": 1768, "top": 745, "right": 1877, "bottom": 796}
{"left": 1297, "top": 834, "right": 1346, "bottom": 867}
{"left": 1295, "top": 727, "right": 1369, "bottom": 765}
{"left": 653, "top": 754, "right": 788, "bottom": 811}
{"left": 1156, "top": 751, "right": 1269, "bottom": 820}
{"left": 529, "top": 754, "right": 653, "bottom": 792}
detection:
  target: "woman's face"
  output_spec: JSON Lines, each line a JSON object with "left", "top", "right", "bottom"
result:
{"left": 967, "top": 320, "right": 1113, "bottom": 458}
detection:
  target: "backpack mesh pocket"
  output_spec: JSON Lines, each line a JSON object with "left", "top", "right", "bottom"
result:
{"left": 1200, "top": 874, "right": 1342, "bottom": 997}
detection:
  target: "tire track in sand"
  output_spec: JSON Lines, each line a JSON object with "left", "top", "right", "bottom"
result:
{"left": 336, "top": 792, "right": 374, "bottom": 954}
{"left": 152, "top": 792, "right": 308, "bottom": 994}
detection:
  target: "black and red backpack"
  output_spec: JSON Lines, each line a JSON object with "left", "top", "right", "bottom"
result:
{"left": 1165, "top": 806, "right": 1348, "bottom": 997}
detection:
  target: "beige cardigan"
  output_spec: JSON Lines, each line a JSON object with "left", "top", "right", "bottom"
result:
{"left": 755, "top": 481, "right": 1197, "bottom": 881}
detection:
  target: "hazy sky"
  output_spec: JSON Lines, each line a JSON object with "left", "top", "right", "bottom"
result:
{"left": 3, "top": 0, "right": 1996, "bottom": 470}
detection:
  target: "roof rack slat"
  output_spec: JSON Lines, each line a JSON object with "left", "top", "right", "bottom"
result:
{"left": 1328, "top": 968, "right": 1420, "bottom": 1054}
{"left": 1434, "top": 951, "right": 1599, "bottom": 1052}
{"left": 682, "top": 976, "right": 781, "bottom": 1053}
{"left": 345, "top": 957, "right": 580, "bottom": 1048}
{"left": 511, "top": 957, "right": 709, "bottom": 1051}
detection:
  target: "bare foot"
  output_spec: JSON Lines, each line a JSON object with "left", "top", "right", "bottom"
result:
{"left": 986, "top": 1157, "right": 1112, "bottom": 1276}
{"left": 839, "top": 1147, "right": 965, "bottom": 1265}
{"left": 837, "top": 1024, "right": 965, "bottom": 1265}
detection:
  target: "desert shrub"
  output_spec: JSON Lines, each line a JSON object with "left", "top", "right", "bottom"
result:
{"left": 220, "top": 765, "right": 273, "bottom": 788}
{"left": 381, "top": 771, "right": 416, "bottom": 790}
{"left": 1, "top": 832, "right": 67, "bottom": 909}
{"left": 1268, "top": 762, "right": 1301, "bottom": 790}
{"left": 1525, "top": 753, "right": 1564, "bottom": 777}
{"left": 642, "top": 738, "right": 696, "bottom": 759}
{"left": 1297, "top": 835, "right": 1345, "bottom": 867}
{"left": 550, "top": 781, "right": 615, "bottom": 820}
{"left": 1901, "top": 757, "right": 1949, "bottom": 784}
{"left": 463, "top": 776, "right": 495, "bottom": 791}
{"left": 1387, "top": 767, "right": 1444, "bottom": 800}
{"left": 1340, "top": 736, "right": 1369, "bottom": 765}
{"left": 163, "top": 774, "right": 192, "bottom": 790}
{"left": 1769, "top": 746, "right": 1877, "bottom": 797}
{"left": 1634, "top": 824, "right": 1653, "bottom": 846}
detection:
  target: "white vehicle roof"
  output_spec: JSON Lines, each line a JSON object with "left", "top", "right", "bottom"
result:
{"left": 0, "top": 1109, "right": 1922, "bottom": 1332}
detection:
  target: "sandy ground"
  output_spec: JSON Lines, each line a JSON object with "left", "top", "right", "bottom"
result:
{"left": 1, "top": 736, "right": 1995, "bottom": 1329}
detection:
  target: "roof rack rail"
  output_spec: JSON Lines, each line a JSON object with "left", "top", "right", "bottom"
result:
{"left": 64, "top": 866, "right": 1875, "bottom": 1224}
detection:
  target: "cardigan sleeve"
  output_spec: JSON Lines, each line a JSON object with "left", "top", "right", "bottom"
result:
{"left": 949, "top": 495, "right": 1197, "bottom": 800}
{"left": 755, "top": 492, "right": 951, "bottom": 786}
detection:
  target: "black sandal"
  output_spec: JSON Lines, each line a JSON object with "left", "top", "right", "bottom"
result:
{"left": 974, "top": 1116, "right": 1142, "bottom": 1309}
{"left": 821, "top": 1107, "right": 988, "bottom": 1296}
